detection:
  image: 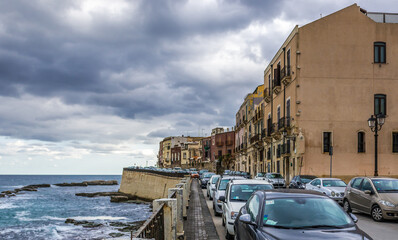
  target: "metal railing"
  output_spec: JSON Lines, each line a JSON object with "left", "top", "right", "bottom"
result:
{"left": 367, "top": 12, "right": 398, "bottom": 23}
{"left": 133, "top": 203, "right": 165, "bottom": 240}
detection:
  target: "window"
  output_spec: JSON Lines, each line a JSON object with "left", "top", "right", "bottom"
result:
{"left": 248, "top": 195, "right": 260, "bottom": 222}
{"left": 218, "top": 150, "right": 222, "bottom": 158}
{"left": 393, "top": 132, "right": 398, "bottom": 153}
{"left": 323, "top": 132, "right": 332, "bottom": 153}
{"left": 374, "top": 42, "right": 386, "bottom": 63}
{"left": 228, "top": 149, "right": 232, "bottom": 155}
{"left": 374, "top": 94, "right": 386, "bottom": 116}
{"left": 276, "top": 160, "right": 280, "bottom": 173}
{"left": 287, "top": 49, "right": 291, "bottom": 75}
{"left": 351, "top": 178, "right": 363, "bottom": 190}
{"left": 277, "top": 106, "right": 281, "bottom": 122}
{"left": 358, "top": 132, "right": 365, "bottom": 153}
{"left": 361, "top": 179, "right": 373, "bottom": 192}
{"left": 286, "top": 99, "right": 291, "bottom": 118}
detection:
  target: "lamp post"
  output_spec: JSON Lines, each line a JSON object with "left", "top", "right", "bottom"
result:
{"left": 368, "top": 114, "right": 386, "bottom": 177}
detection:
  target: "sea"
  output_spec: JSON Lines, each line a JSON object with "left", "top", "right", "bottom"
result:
{"left": 0, "top": 175, "right": 152, "bottom": 240}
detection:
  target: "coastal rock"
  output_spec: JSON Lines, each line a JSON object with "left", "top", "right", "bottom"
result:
{"left": 83, "top": 180, "right": 118, "bottom": 185}
{"left": 65, "top": 218, "right": 75, "bottom": 224}
{"left": 0, "top": 193, "right": 5, "bottom": 198}
{"left": 1, "top": 190, "right": 16, "bottom": 195}
{"left": 109, "top": 222, "right": 131, "bottom": 227}
{"left": 25, "top": 184, "right": 51, "bottom": 188}
{"left": 110, "top": 196, "right": 129, "bottom": 202}
{"left": 75, "top": 192, "right": 125, "bottom": 198}
{"left": 55, "top": 182, "right": 88, "bottom": 187}
{"left": 82, "top": 222, "right": 103, "bottom": 228}
{"left": 109, "top": 232, "right": 124, "bottom": 238}
{"left": 116, "top": 221, "right": 145, "bottom": 232}
{"left": 19, "top": 187, "right": 38, "bottom": 192}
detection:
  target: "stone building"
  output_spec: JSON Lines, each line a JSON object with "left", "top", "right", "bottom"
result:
{"left": 239, "top": 4, "right": 398, "bottom": 182}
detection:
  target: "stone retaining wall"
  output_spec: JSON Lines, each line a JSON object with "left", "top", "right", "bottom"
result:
{"left": 119, "top": 168, "right": 188, "bottom": 200}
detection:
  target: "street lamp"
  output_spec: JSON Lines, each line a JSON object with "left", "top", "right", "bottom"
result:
{"left": 368, "top": 114, "right": 386, "bottom": 176}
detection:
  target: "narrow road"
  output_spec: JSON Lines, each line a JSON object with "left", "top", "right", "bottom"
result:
{"left": 355, "top": 212, "right": 398, "bottom": 240}
{"left": 202, "top": 188, "right": 226, "bottom": 240}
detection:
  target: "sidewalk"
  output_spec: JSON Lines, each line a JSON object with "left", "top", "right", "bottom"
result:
{"left": 184, "top": 179, "right": 219, "bottom": 240}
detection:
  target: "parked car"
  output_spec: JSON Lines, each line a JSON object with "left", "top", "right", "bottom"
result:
{"left": 200, "top": 172, "right": 215, "bottom": 189}
{"left": 254, "top": 172, "right": 267, "bottom": 180}
{"left": 220, "top": 179, "right": 273, "bottom": 239}
{"left": 306, "top": 178, "right": 347, "bottom": 204}
{"left": 241, "top": 172, "right": 251, "bottom": 179}
{"left": 264, "top": 173, "right": 286, "bottom": 188}
{"left": 223, "top": 170, "right": 232, "bottom": 176}
{"left": 234, "top": 189, "right": 372, "bottom": 240}
{"left": 344, "top": 177, "right": 398, "bottom": 222}
{"left": 212, "top": 176, "right": 245, "bottom": 216}
{"left": 289, "top": 175, "right": 317, "bottom": 189}
{"left": 199, "top": 169, "right": 209, "bottom": 179}
{"left": 207, "top": 174, "right": 220, "bottom": 200}
{"left": 191, "top": 171, "right": 199, "bottom": 178}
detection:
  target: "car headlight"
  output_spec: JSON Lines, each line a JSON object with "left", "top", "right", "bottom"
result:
{"left": 331, "top": 191, "right": 336, "bottom": 197}
{"left": 231, "top": 211, "right": 238, "bottom": 220}
{"left": 379, "top": 200, "right": 395, "bottom": 207}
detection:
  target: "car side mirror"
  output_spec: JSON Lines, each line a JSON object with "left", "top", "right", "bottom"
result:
{"left": 212, "top": 188, "right": 216, "bottom": 191}
{"left": 364, "top": 190, "right": 372, "bottom": 195}
{"left": 219, "top": 196, "right": 226, "bottom": 202}
{"left": 317, "top": 185, "right": 321, "bottom": 188}
{"left": 349, "top": 213, "right": 358, "bottom": 223}
{"left": 239, "top": 214, "right": 256, "bottom": 225}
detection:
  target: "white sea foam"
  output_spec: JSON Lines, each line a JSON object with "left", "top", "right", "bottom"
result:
{"left": 0, "top": 202, "right": 17, "bottom": 209}
{"left": 41, "top": 216, "right": 65, "bottom": 221}
{"left": 72, "top": 216, "right": 127, "bottom": 221}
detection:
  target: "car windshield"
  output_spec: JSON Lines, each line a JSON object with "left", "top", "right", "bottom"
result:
{"left": 322, "top": 180, "right": 347, "bottom": 187}
{"left": 372, "top": 179, "right": 398, "bottom": 193}
{"left": 230, "top": 184, "right": 273, "bottom": 202}
{"left": 218, "top": 179, "right": 231, "bottom": 190}
{"left": 211, "top": 176, "right": 220, "bottom": 184}
{"left": 263, "top": 197, "right": 353, "bottom": 229}
{"left": 268, "top": 174, "right": 283, "bottom": 179}
{"left": 204, "top": 173, "right": 215, "bottom": 178}
{"left": 191, "top": 171, "right": 198, "bottom": 174}
{"left": 257, "top": 173, "right": 265, "bottom": 177}
{"left": 301, "top": 178, "right": 314, "bottom": 184}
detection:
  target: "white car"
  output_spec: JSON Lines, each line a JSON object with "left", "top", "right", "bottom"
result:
{"left": 207, "top": 174, "right": 220, "bottom": 200}
{"left": 306, "top": 178, "right": 347, "bottom": 204}
{"left": 254, "top": 172, "right": 267, "bottom": 180}
{"left": 220, "top": 179, "right": 273, "bottom": 239}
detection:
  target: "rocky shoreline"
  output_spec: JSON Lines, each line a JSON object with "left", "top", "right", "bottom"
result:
{"left": 0, "top": 180, "right": 118, "bottom": 198}
{"left": 75, "top": 191, "right": 152, "bottom": 204}
{"left": 64, "top": 218, "right": 146, "bottom": 238}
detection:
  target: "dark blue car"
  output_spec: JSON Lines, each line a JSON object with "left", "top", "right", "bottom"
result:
{"left": 234, "top": 189, "right": 372, "bottom": 240}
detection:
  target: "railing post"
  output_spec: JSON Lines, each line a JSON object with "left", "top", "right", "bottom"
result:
{"left": 168, "top": 188, "right": 184, "bottom": 239}
{"left": 176, "top": 183, "right": 187, "bottom": 219}
{"left": 153, "top": 198, "right": 177, "bottom": 240}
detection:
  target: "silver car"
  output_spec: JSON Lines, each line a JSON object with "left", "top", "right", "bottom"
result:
{"left": 306, "top": 178, "right": 347, "bottom": 204}
{"left": 212, "top": 176, "right": 244, "bottom": 216}
{"left": 265, "top": 173, "right": 286, "bottom": 188}
{"left": 207, "top": 174, "right": 220, "bottom": 200}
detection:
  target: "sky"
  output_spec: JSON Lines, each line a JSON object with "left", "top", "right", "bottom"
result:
{"left": 0, "top": 0, "right": 397, "bottom": 174}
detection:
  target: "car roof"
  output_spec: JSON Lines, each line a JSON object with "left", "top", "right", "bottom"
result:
{"left": 259, "top": 189, "right": 326, "bottom": 199}
{"left": 230, "top": 179, "right": 272, "bottom": 185}
{"left": 315, "top": 178, "right": 342, "bottom": 180}
{"left": 220, "top": 176, "right": 245, "bottom": 180}
{"left": 359, "top": 176, "right": 397, "bottom": 180}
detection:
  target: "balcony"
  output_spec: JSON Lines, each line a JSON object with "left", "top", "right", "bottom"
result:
{"left": 273, "top": 78, "right": 281, "bottom": 94}
{"left": 216, "top": 141, "right": 223, "bottom": 147}
{"left": 281, "top": 66, "right": 292, "bottom": 86}
{"left": 264, "top": 88, "right": 271, "bottom": 103}
{"left": 250, "top": 134, "right": 260, "bottom": 144}
{"left": 282, "top": 141, "right": 291, "bottom": 157}
{"left": 277, "top": 117, "right": 292, "bottom": 131}
{"left": 226, "top": 140, "right": 234, "bottom": 146}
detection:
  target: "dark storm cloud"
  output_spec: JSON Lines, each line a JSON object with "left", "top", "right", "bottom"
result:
{"left": 2, "top": 0, "right": 393, "bottom": 144}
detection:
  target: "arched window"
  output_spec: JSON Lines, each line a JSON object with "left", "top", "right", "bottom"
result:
{"left": 358, "top": 131, "right": 365, "bottom": 153}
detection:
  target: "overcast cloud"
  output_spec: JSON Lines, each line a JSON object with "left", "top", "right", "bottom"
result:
{"left": 0, "top": 0, "right": 396, "bottom": 174}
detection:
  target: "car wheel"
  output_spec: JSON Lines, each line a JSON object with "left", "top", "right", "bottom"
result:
{"left": 371, "top": 205, "right": 384, "bottom": 222}
{"left": 207, "top": 191, "right": 209, "bottom": 197}
{"left": 343, "top": 200, "right": 352, "bottom": 213}
{"left": 226, "top": 230, "right": 233, "bottom": 240}
{"left": 234, "top": 229, "right": 238, "bottom": 240}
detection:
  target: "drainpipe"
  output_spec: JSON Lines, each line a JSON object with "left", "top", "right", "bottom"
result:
{"left": 270, "top": 64, "right": 273, "bottom": 173}
{"left": 283, "top": 47, "right": 287, "bottom": 178}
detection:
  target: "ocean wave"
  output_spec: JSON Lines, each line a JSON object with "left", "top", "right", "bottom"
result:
{"left": 72, "top": 216, "right": 127, "bottom": 221}
{"left": 42, "top": 216, "right": 65, "bottom": 221}
{"left": 0, "top": 202, "right": 17, "bottom": 209}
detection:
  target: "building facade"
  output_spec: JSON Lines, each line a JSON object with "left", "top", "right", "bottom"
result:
{"left": 237, "top": 4, "right": 398, "bottom": 182}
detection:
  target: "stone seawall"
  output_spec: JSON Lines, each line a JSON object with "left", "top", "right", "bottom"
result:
{"left": 119, "top": 168, "right": 188, "bottom": 201}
